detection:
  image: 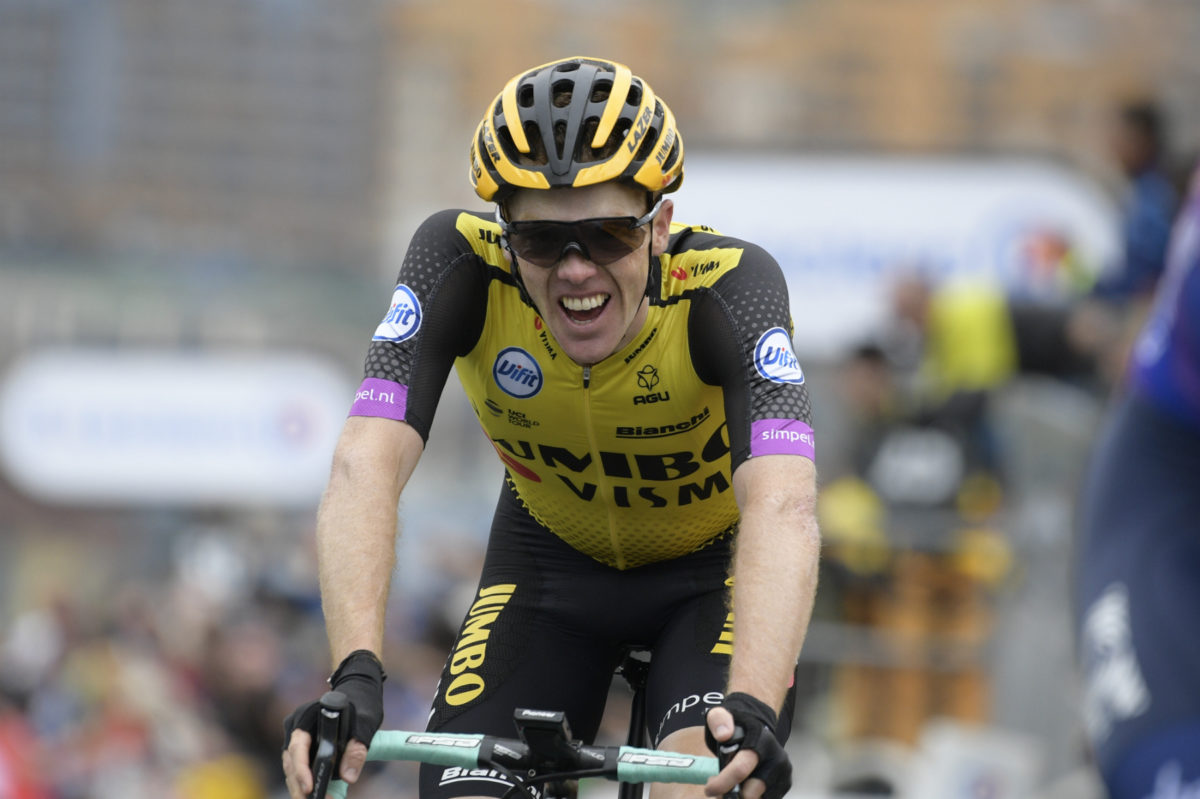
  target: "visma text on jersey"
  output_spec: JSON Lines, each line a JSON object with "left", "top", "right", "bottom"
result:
{"left": 492, "top": 423, "right": 732, "bottom": 507}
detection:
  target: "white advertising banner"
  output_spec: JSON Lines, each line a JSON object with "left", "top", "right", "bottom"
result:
{"left": 0, "top": 350, "right": 353, "bottom": 507}
{"left": 676, "top": 154, "right": 1120, "bottom": 358}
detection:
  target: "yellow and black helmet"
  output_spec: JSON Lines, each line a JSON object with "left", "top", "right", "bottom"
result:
{"left": 469, "top": 56, "right": 684, "bottom": 203}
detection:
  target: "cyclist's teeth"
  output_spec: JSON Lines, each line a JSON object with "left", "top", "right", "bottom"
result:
{"left": 561, "top": 295, "right": 607, "bottom": 312}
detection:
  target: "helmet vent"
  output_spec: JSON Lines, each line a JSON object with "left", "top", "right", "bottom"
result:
{"left": 552, "top": 82, "right": 574, "bottom": 107}
{"left": 635, "top": 126, "right": 657, "bottom": 161}
{"left": 577, "top": 119, "right": 614, "bottom": 164}
{"left": 661, "top": 140, "right": 680, "bottom": 171}
{"left": 611, "top": 118, "right": 632, "bottom": 145}
{"left": 553, "top": 120, "right": 568, "bottom": 160}
{"left": 517, "top": 85, "right": 535, "bottom": 108}
{"left": 517, "top": 121, "right": 545, "bottom": 164}
{"left": 590, "top": 81, "right": 612, "bottom": 103}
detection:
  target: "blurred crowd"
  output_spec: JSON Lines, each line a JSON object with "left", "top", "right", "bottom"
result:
{"left": 0, "top": 511, "right": 486, "bottom": 799}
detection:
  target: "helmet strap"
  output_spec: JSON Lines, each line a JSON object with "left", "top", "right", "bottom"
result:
{"left": 643, "top": 237, "right": 661, "bottom": 302}
{"left": 507, "top": 245, "right": 542, "bottom": 315}
{"left": 496, "top": 200, "right": 542, "bottom": 314}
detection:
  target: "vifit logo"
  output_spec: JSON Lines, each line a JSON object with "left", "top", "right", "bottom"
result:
{"left": 754, "top": 327, "right": 805, "bottom": 384}
{"left": 373, "top": 284, "right": 422, "bottom": 342}
{"left": 493, "top": 347, "right": 543, "bottom": 399}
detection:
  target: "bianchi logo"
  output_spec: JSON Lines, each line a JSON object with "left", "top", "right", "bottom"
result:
{"left": 493, "top": 347, "right": 543, "bottom": 399}
{"left": 373, "top": 284, "right": 422, "bottom": 342}
{"left": 753, "top": 328, "right": 805, "bottom": 385}
{"left": 617, "top": 407, "right": 711, "bottom": 439}
{"left": 439, "top": 767, "right": 523, "bottom": 792}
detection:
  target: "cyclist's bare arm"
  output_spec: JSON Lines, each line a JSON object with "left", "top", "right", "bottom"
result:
{"left": 283, "top": 416, "right": 424, "bottom": 799}
{"left": 319, "top": 416, "right": 423, "bottom": 660}
{"left": 728, "top": 454, "right": 818, "bottom": 708}
{"left": 706, "top": 453, "right": 819, "bottom": 799}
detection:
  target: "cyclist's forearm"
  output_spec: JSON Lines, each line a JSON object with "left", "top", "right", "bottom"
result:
{"left": 317, "top": 480, "right": 397, "bottom": 662}
{"left": 316, "top": 417, "right": 422, "bottom": 664}
{"left": 728, "top": 456, "right": 820, "bottom": 711}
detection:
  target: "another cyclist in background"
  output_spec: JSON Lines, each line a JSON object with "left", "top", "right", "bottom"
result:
{"left": 282, "top": 56, "right": 819, "bottom": 799}
{"left": 1075, "top": 162, "right": 1200, "bottom": 797}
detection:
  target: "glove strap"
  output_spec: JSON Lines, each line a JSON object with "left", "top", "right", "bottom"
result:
{"left": 707, "top": 691, "right": 777, "bottom": 755}
{"left": 328, "top": 649, "right": 387, "bottom": 686}
{"left": 723, "top": 691, "right": 778, "bottom": 731}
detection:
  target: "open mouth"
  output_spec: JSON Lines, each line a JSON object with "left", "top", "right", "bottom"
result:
{"left": 560, "top": 293, "right": 610, "bottom": 323}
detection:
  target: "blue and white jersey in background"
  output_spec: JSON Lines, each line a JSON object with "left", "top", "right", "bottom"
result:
{"left": 1129, "top": 169, "right": 1200, "bottom": 431}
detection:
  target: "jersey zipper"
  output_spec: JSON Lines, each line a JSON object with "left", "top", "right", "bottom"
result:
{"left": 579, "top": 364, "right": 625, "bottom": 569}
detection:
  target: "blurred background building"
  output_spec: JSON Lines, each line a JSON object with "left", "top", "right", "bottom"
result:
{"left": 1, "top": 1, "right": 1199, "bottom": 797}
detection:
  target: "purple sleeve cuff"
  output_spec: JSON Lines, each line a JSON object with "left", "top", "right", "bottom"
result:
{"left": 350, "top": 378, "right": 408, "bottom": 421}
{"left": 750, "top": 419, "right": 815, "bottom": 460}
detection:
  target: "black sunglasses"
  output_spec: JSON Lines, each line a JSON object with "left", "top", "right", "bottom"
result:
{"left": 495, "top": 196, "right": 664, "bottom": 268}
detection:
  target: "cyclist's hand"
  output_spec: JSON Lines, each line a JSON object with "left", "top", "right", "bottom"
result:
{"left": 703, "top": 693, "right": 792, "bottom": 799}
{"left": 282, "top": 725, "right": 368, "bottom": 799}
{"left": 281, "top": 651, "right": 386, "bottom": 799}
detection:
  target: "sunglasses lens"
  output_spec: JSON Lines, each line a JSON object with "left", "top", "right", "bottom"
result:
{"left": 507, "top": 226, "right": 569, "bottom": 267}
{"left": 507, "top": 218, "right": 647, "bottom": 267}
{"left": 590, "top": 220, "right": 646, "bottom": 261}
{"left": 596, "top": 219, "right": 648, "bottom": 249}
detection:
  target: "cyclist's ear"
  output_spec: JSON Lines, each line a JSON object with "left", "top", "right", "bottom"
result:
{"left": 651, "top": 199, "right": 674, "bottom": 256}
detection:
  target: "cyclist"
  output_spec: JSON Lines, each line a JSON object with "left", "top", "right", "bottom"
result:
{"left": 282, "top": 56, "right": 819, "bottom": 799}
{"left": 1075, "top": 162, "right": 1200, "bottom": 796}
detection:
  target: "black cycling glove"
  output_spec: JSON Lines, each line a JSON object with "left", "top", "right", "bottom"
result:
{"left": 704, "top": 692, "right": 792, "bottom": 799}
{"left": 283, "top": 649, "right": 387, "bottom": 757}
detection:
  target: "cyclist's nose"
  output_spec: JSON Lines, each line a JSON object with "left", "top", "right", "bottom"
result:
{"left": 554, "top": 247, "right": 599, "bottom": 280}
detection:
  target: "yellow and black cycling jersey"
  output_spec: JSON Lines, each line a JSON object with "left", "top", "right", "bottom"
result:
{"left": 351, "top": 208, "right": 814, "bottom": 569}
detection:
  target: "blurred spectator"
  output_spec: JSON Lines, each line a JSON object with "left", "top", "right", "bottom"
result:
{"left": 816, "top": 337, "right": 1015, "bottom": 775}
{"left": 1062, "top": 99, "right": 1184, "bottom": 388}
{"left": 886, "top": 272, "right": 1105, "bottom": 487}
{"left": 1091, "top": 99, "right": 1179, "bottom": 303}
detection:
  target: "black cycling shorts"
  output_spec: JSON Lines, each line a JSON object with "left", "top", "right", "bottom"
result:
{"left": 419, "top": 480, "right": 797, "bottom": 799}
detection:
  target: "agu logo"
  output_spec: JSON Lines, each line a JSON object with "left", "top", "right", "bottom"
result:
{"left": 373, "top": 284, "right": 422, "bottom": 342}
{"left": 636, "top": 364, "right": 660, "bottom": 391}
{"left": 493, "top": 347, "right": 543, "bottom": 398}
{"left": 754, "top": 328, "right": 805, "bottom": 384}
